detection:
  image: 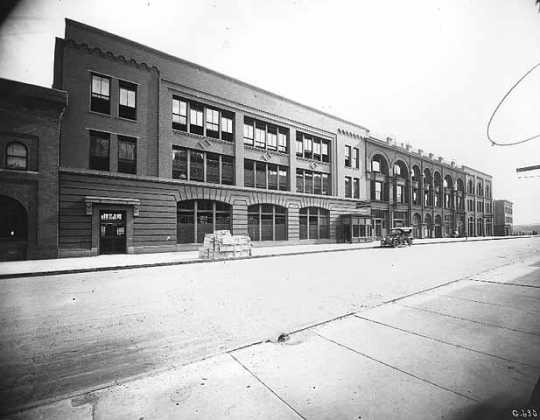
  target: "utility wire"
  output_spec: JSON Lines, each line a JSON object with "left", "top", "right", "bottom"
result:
{"left": 486, "top": 61, "right": 540, "bottom": 146}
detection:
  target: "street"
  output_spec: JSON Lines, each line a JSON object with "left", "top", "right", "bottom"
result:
{"left": 1, "top": 238, "right": 539, "bottom": 417}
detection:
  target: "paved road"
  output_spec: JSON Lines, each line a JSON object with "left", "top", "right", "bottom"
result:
{"left": 1, "top": 238, "right": 539, "bottom": 415}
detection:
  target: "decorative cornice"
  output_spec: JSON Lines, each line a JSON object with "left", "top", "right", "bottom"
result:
{"left": 338, "top": 128, "right": 363, "bottom": 139}
{"left": 65, "top": 39, "right": 159, "bottom": 73}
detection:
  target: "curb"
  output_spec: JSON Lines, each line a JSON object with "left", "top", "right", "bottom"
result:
{"left": 0, "top": 236, "right": 533, "bottom": 280}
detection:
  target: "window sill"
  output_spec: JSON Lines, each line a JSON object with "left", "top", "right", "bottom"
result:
{"left": 244, "top": 144, "right": 288, "bottom": 157}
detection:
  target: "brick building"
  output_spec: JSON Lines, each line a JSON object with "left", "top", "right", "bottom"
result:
{"left": 463, "top": 166, "right": 494, "bottom": 237}
{"left": 50, "top": 19, "right": 495, "bottom": 257}
{"left": 494, "top": 199, "right": 513, "bottom": 236}
{"left": 0, "top": 78, "right": 67, "bottom": 260}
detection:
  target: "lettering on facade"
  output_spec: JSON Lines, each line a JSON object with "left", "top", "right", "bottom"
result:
{"left": 100, "top": 212, "right": 124, "bottom": 222}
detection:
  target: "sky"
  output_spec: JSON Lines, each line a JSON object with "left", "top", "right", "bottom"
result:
{"left": 1, "top": 0, "right": 539, "bottom": 225}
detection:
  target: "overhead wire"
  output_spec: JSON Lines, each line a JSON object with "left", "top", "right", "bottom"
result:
{"left": 486, "top": 61, "right": 540, "bottom": 146}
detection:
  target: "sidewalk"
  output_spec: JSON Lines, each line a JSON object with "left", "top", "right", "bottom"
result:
{"left": 0, "top": 235, "right": 531, "bottom": 279}
{"left": 9, "top": 255, "right": 540, "bottom": 419}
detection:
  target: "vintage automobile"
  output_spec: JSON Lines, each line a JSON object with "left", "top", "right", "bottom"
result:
{"left": 380, "top": 227, "right": 414, "bottom": 248}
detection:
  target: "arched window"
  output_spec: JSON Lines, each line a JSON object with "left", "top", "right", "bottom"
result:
{"left": 248, "top": 204, "right": 287, "bottom": 241}
{"left": 477, "top": 182, "right": 483, "bottom": 196}
{"left": 177, "top": 200, "right": 231, "bottom": 243}
{"left": 6, "top": 142, "right": 28, "bottom": 170}
{"left": 299, "top": 207, "right": 330, "bottom": 240}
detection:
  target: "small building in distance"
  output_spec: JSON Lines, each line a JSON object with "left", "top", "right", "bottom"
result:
{"left": 494, "top": 199, "right": 513, "bottom": 236}
{"left": 0, "top": 78, "right": 67, "bottom": 260}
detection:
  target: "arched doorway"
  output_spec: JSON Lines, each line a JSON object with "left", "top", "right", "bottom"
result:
{"left": 412, "top": 213, "right": 422, "bottom": 239}
{"left": 424, "top": 213, "right": 433, "bottom": 238}
{"left": 0, "top": 195, "right": 28, "bottom": 260}
{"left": 177, "top": 200, "right": 232, "bottom": 243}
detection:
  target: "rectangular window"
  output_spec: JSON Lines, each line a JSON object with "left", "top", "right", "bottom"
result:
{"left": 375, "top": 181, "right": 382, "bottom": 200}
{"left": 89, "top": 131, "right": 110, "bottom": 171}
{"left": 189, "top": 103, "right": 204, "bottom": 135}
{"left": 256, "top": 161, "right": 266, "bottom": 188}
{"left": 313, "top": 139, "right": 321, "bottom": 161}
{"left": 353, "top": 148, "right": 359, "bottom": 169}
{"left": 90, "top": 73, "right": 110, "bottom": 114}
{"left": 222, "top": 155, "right": 234, "bottom": 185}
{"left": 305, "top": 171, "right": 313, "bottom": 194}
{"left": 321, "top": 141, "right": 329, "bottom": 163}
{"left": 255, "top": 122, "right": 266, "bottom": 148}
{"left": 278, "top": 129, "right": 287, "bottom": 153}
{"left": 322, "top": 173, "right": 330, "bottom": 195}
{"left": 172, "top": 147, "right": 188, "bottom": 179}
{"left": 206, "top": 153, "right": 220, "bottom": 184}
{"left": 345, "top": 146, "right": 351, "bottom": 167}
{"left": 267, "top": 125, "right": 277, "bottom": 151}
{"left": 244, "top": 118, "right": 254, "bottom": 146}
{"left": 119, "top": 80, "right": 136, "bottom": 120}
{"left": 190, "top": 151, "right": 204, "bottom": 181}
{"left": 172, "top": 97, "right": 187, "bottom": 131}
{"left": 313, "top": 172, "right": 321, "bottom": 195}
{"left": 268, "top": 164, "right": 278, "bottom": 190}
{"left": 244, "top": 160, "right": 255, "bottom": 187}
{"left": 205, "top": 108, "right": 220, "bottom": 139}
{"left": 353, "top": 178, "right": 360, "bottom": 199}
{"left": 221, "top": 111, "right": 234, "bottom": 142}
{"left": 372, "top": 160, "right": 380, "bottom": 172}
{"left": 345, "top": 176, "right": 352, "bottom": 198}
{"left": 296, "top": 133, "right": 303, "bottom": 157}
{"left": 278, "top": 168, "right": 288, "bottom": 191}
{"left": 118, "top": 136, "right": 137, "bottom": 174}
{"left": 303, "top": 135, "right": 312, "bottom": 159}
{"left": 396, "top": 185, "right": 403, "bottom": 203}
{"left": 296, "top": 169, "right": 304, "bottom": 193}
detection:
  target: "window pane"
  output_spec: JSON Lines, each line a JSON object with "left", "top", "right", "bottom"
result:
{"left": 303, "top": 135, "right": 312, "bottom": 159}
{"left": 305, "top": 171, "right": 313, "bottom": 194}
{"left": 322, "top": 174, "right": 330, "bottom": 195}
{"left": 296, "top": 133, "right": 303, "bottom": 157}
{"left": 256, "top": 161, "right": 266, "bottom": 188}
{"left": 353, "top": 178, "right": 359, "bottom": 199}
{"left": 118, "top": 137, "right": 136, "bottom": 174}
{"left": 299, "top": 214, "right": 308, "bottom": 239}
{"left": 6, "top": 142, "right": 28, "bottom": 170}
{"left": 268, "top": 164, "right": 278, "bottom": 190}
{"left": 345, "top": 177, "right": 352, "bottom": 198}
{"left": 278, "top": 130, "right": 287, "bottom": 153}
{"left": 296, "top": 169, "right": 304, "bottom": 193}
{"left": 267, "top": 126, "right": 277, "bottom": 150}
{"left": 278, "top": 168, "right": 288, "bottom": 191}
{"left": 255, "top": 122, "right": 266, "bottom": 148}
{"left": 190, "top": 104, "right": 204, "bottom": 135}
{"left": 90, "top": 132, "right": 110, "bottom": 171}
{"left": 190, "top": 151, "right": 204, "bottom": 181}
{"left": 244, "top": 160, "right": 254, "bottom": 187}
{"left": 321, "top": 141, "right": 329, "bottom": 163}
{"left": 244, "top": 119, "right": 254, "bottom": 145}
{"left": 313, "top": 172, "right": 321, "bottom": 195}
{"left": 172, "top": 147, "right": 188, "bottom": 179}
{"left": 261, "top": 213, "right": 273, "bottom": 240}
{"left": 206, "top": 153, "right": 220, "bottom": 184}
{"left": 222, "top": 155, "right": 234, "bottom": 185}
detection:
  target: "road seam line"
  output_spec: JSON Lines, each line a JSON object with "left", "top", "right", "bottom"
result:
{"left": 228, "top": 353, "right": 307, "bottom": 420}
{"left": 313, "top": 331, "right": 479, "bottom": 402}
{"left": 439, "top": 294, "right": 540, "bottom": 315}
{"left": 353, "top": 315, "right": 540, "bottom": 369}
{"left": 397, "top": 303, "right": 540, "bottom": 337}
{"left": 468, "top": 279, "right": 540, "bottom": 289}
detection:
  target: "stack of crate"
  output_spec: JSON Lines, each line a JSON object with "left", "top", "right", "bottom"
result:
{"left": 199, "top": 230, "right": 252, "bottom": 260}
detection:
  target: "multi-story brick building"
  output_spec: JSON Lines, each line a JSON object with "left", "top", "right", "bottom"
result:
{"left": 49, "top": 19, "right": 495, "bottom": 257}
{"left": 463, "top": 166, "right": 494, "bottom": 237}
{"left": 494, "top": 199, "right": 513, "bottom": 236}
{"left": 0, "top": 78, "right": 67, "bottom": 260}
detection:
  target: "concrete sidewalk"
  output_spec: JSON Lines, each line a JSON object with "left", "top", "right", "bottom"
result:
{"left": 8, "top": 256, "right": 540, "bottom": 420}
{"left": 0, "top": 235, "right": 531, "bottom": 279}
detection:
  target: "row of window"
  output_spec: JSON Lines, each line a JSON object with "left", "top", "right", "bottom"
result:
{"left": 296, "top": 169, "right": 331, "bottom": 195}
{"left": 172, "top": 96, "right": 234, "bottom": 142}
{"left": 243, "top": 118, "right": 288, "bottom": 153}
{"left": 172, "top": 147, "right": 234, "bottom": 185}
{"left": 91, "top": 73, "right": 137, "bottom": 120}
{"left": 467, "top": 179, "right": 491, "bottom": 198}
{"left": 244, "top": 160, "right": 289, "bottom": 191}
{"left": 296, "top": 132, "right": 330, "bottom": 162}
{"left": 89, "top": 131, "right": 137, "bottom": 174}
{"left": 344, "top": 177, "right": 360, "bottom": 199}
{"left": 345, "top": 146, "right": 360, "bottom": 169}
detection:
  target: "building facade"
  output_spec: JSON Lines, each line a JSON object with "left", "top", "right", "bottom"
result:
{"left": 462, "top": 166, "right": 494, "bottom": 237}
{"left": 494, "top": 200, "right": 513, "bottom": 236}
{"left": 0, "top": 78, "right": 67, "bottom": 260}
{"left": 50, "top": 19, "right": 495, "bottom": 257}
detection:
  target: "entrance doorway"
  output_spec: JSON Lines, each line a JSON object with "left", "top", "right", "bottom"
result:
{"left": 99, "top": 210, "right": 126, "bottom": 254}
